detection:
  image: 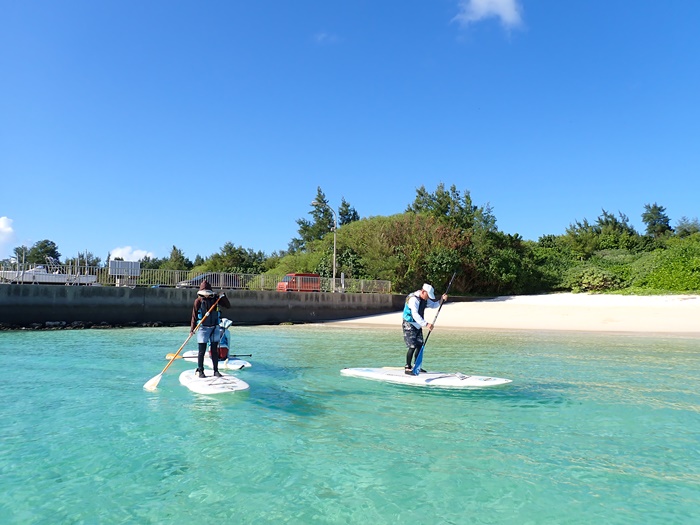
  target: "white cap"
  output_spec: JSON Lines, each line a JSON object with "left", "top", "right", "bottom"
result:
{"left": 422, "top": 283, "right": 435, "bottom": 300}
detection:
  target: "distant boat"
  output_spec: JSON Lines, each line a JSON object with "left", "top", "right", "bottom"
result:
{"left": 0, "top": 265, "right": 98, "bottom": 285}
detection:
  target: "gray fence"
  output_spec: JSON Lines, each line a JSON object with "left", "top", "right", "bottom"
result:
{"left": 0, "top": 263, "right": 392, "bottom": 294}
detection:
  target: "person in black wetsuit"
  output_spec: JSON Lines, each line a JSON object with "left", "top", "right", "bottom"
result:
{"left": 190, "top": 280, "right": 231, "bottom": 378}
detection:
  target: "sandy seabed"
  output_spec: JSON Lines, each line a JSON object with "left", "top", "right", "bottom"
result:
{"left": 327, "top": 293, "right": 700, "bottom": 336}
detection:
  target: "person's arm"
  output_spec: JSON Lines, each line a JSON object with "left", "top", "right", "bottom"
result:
{"left": 428, "top": 294, "right": 448, "bottom": 308}
{"left": 218, "top": 292, "right": 231, "bottom": 309}
{"left": 190, "top": 298, "right": 201, "bottom": 333}
{"left": 422, "top": 295, "right": 448, "bottom": 330}
{"left": 408, "top": 296, "right": 429, "bottom": 328}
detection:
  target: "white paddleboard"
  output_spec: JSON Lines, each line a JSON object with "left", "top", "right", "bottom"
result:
{"left": 179, "top": 369, "right": 250, "bottom": 395}
{"left": 174, "top": 350, "right": 252, "bottom": 370}
{"left": 340, "top": 367, "right": 512, "bottom": 389}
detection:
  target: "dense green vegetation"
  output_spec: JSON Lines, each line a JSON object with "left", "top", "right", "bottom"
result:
{"left": 6, "top": 185, "right": 700, "bottom": 296}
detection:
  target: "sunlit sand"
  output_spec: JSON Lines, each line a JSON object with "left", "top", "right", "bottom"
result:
{"left": 327, "top": 293, "right": 700, "bottom": 336}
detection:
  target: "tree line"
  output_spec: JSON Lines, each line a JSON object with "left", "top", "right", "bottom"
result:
{"left": 6, "top": 184, "right": 700, "bottom": 295}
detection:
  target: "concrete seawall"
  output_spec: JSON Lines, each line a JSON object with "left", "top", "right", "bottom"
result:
{"left": 0, "top": 284, "right": 405, "bottom": 328}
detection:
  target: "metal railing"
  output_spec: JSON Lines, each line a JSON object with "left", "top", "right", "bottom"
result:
{"left": 0, "top": 263, "right": 392, "bottom": 293}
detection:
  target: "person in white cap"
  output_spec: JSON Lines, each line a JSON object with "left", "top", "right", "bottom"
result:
{"left": 401, "top": 283, "right": 448, "bottom": 374}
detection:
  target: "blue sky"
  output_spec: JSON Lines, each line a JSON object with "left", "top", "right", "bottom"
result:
{"left": 2, "top": 0, "right": 699, "bottom": 263}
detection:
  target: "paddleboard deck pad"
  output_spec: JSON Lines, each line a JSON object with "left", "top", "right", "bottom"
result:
{"left": 172, "top": 350, "right": 251, "bottom": 370}
{"left": 340, "top": 367, "right": 512, "bottom": 389}
{"left": 179, "top": 369, "right": 250, "bottom": 395}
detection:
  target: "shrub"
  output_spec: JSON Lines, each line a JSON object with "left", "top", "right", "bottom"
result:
{"left": 566, "top": 266, "right": 623, "bottom": 293}
{"left": 639, "top": 239, "right": 700, "bottom": 292}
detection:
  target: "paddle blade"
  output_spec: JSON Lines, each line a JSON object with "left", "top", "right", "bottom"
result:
{"left": 165, "top": 353, "right": 184, "bottom": 360}
{"left": 412, "top": 346, "right": 424, "bottom": 376}
{"left": 143, "top": 373, "right": 163, "bottom": 392}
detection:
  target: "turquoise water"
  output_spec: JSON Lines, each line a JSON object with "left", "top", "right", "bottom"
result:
{"left": 1, "top": 325, "right": 699, "bottom": 524}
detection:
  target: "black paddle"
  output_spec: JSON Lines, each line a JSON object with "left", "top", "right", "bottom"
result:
{"left": 412, "top": 271, "right": 457, "bottom": 375}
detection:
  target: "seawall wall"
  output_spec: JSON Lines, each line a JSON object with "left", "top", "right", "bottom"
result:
{"left": 0, "top": 285, "right": 405, "bottom": 328}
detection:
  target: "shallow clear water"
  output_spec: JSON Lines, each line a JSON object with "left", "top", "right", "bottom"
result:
{"left": 1, "top": 325, "right": 698, "bottom": 524}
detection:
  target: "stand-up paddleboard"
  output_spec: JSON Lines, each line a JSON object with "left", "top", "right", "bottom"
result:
{"left": 340, "top": 367, "right": 512, "bottom": 389}
{"left": 179, "top": 369, "right": 250, "bottom": 395}
{"left": 177, "top": 350, "right": 252, "bottom": 370}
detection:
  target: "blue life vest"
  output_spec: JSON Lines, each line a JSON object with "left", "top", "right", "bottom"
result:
{"left": 402, "top": 292, "right": 426, "bottom": 323}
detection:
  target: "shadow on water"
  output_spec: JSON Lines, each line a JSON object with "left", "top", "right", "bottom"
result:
{"left": 248, "top": 387, "right": 327, "bottom": 417}
{"left": 494, "top": 381, "right": 574, "bottom": 408}
{"left": 347, "top": 378, "right": 575, "bottom": 409}
{"left": 242, "top": 362, "right": 328, "bottom": 417}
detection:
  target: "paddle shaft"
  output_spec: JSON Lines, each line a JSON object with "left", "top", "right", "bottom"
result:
{"left": 422, "top": 272, "right": 456, "bottom": 347}
{"left": 412, "top": 272, "right": 457, "bottom": 374}
{"left": 144, "top": 293, "right": 223, "bottom": 389}
{"left": 165, "top": 353, "right": 252, "bottom": 360}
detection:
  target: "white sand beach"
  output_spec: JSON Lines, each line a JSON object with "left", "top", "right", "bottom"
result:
{"left": 328, "top": 293, "right": 700, "bottom": 336}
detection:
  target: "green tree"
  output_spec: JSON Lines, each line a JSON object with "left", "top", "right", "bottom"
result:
{"left": 159, "top": 246, "right": 193, "bottom": 271}
{"left": 64, "top": 251, "right": 101, "bottom": 267}
{"left": 138, "top": 255, "right": 166, "bottom": 270}
{"left": 642, "top": 203, "right": 673, "bottom": 238}
{"left": 338, "top": 197, "right": 359, "bottom": 226}
{"left": 596, "top": 210, "right": 639, "bottom": 250}
{"left": 323, "top": 214, "right": 400, "bottom": 282}
{"left": 12, "top": 245, "right": 29, "bottom": 264}
{"left": 315, "top": 246, "right": 369, "bottom": 279}
{"left": 385, "top": 213, "right": 470, "bottom": 293}
{"left": 397, "top": 183, "right": 546, "bottom": 295}
{"left": 18, "top": 240, "right": 61, "bottom": 265}
{"left": 288, "top": 187, "right": 334, "bottom": 253}
{"left": 205, "top": 242, "right": 266, "bottom": 274}
{"left": 633, "top": 235, "right": 700, "bottom": 292}
{"left": 563, "top": 218, "right": 598, "bottom": 259}
{"left": 564, "top": 210, "right": 640, "bottom": 258}
{"left": 406, "top": 183, "right": 492, "bottom": 233}
{"left": 675, "top": 216, "right": 700, "bottom": 238}
{"left": 531, "top": 236, "right": 575, "bottom": 291}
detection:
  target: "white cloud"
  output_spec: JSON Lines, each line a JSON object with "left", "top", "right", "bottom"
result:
{"left": 0, "top": 216, "right": 16, "bottom": 259}
{"left": 110, "top": 246, "right": 155, "bottom": 261}
{"left": 314, "top": 31, "right": 340, "bottom": 45}
{"left": 454, "top": 0, "right": 523, "bottom": 28}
